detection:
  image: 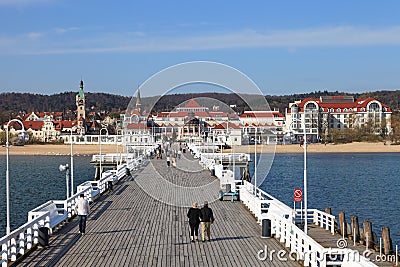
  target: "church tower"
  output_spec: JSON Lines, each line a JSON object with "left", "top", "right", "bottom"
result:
{"left": 135, "top": 88, "right": 141, "bottom": 113}
{"left": 76, "top": 80, "right": 86, "bottom": 131}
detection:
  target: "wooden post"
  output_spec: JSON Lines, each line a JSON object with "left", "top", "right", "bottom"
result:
{"left": 325, "top": 207, "right": 331, "bottom": 215}
{"left": 382, "top": 226, "right": 393, "bottom": 255}
{"left": 339, "top": 211, "right": 347, "bottom": 237}
{"left": 351, "top": 216, "right": 360, "bottom": 243}
{"left": 364, "top": 220, "right": 374, "bottom": 249}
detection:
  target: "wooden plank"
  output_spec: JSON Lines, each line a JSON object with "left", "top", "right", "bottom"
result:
{"left": 17, "top": 152, "right": 302, "bottom": 267}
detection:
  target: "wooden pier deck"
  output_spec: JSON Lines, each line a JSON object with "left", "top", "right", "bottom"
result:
{"left": 16, "top": 152, "right": 300, "bottom": 267}
{"left": 309, "top": 226, "right": 395, "bottom": 266}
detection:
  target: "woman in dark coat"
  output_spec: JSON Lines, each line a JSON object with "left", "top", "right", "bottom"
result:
{"left": 187, "top": 202, "right": 201, "bottom": 242}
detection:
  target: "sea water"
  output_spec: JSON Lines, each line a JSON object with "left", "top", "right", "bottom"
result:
{"left": 0, "top": 155, "right": 93, "bottom": 236}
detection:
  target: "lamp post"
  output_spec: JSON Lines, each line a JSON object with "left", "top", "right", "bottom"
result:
{"left": 70, "top": 125, "right": 84, "bottom": 197}
{"left": 290, "top": 114, "right": 308, "bottom": 235}
{"left": 99, "top": 127, "right": 109, "bottom": 179}
{"left": 303, "top": 111, "right": 308, "bottom": 235}
{"left": 5, "top": 119, "right": 29, "bottom": 235}
{"left": 59, "top": 164, "right": 70, "bottom": 199}
{"left": 254, "top": 126, "right": 258, "bottom": 196}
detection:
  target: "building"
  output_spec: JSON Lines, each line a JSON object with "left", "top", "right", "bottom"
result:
{"left": 285, "top": 96, "right": 392, "bottom": 143}
{"left": 76, "top": 80, "right": 86, "bottom": 132}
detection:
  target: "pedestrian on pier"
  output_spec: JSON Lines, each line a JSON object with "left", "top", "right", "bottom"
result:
{"left": 200, "top": 201, "right": 214, "bottom": 242}
{"left": 187, "top": 202, "right": 201, "bottom": 242}
{"left": 75, "top": 194, "right": 90, "bottom": 235}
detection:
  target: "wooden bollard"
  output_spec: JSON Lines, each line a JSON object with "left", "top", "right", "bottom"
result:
{"left": 382, "top": 227, "right": 393, "bottom": 255}
{"left": 363, "top": 220, "right": 374, "bottom": 249}
{"left": 339, "top": 211, "right": 347, "bottom": 237}
{"left": 325, "top": 207, "right": 332, "bottom": 215}
{"left": 351, "top": 216, "right": 360, "bottom": 243}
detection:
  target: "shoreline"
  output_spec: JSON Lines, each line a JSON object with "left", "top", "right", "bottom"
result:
{"left": 0, "top": 142, "right": 399, "bottom": 155}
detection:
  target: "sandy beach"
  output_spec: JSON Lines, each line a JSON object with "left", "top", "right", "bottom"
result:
{"left": 0, "top": 144, "right": 122, "bottom": 156}
{"left": 1, "top": 142, "right": 399, "bottom": 155}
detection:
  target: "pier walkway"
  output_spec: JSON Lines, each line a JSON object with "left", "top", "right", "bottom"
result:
{"left": 16, "top": 152, "right": 300, "bottom": 266}
{"left": 308, "top": 226, "right": 394, "bottom": 267}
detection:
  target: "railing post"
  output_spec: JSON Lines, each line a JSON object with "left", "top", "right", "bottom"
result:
{"left": 18, "top": 232, "right": 25, "bottom": 256}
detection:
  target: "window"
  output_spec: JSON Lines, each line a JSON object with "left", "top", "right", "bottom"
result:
{"left": 330, "top": 108, "right": 334, "bottom": 112}
{"left": 305, "top": 102, "right": 317, "bottom": 111}
{"left": 337, "top": 108, "right": 341, "bottom": 112}
{"left": 368, "top": 102, "right": 380, "bottom": 112}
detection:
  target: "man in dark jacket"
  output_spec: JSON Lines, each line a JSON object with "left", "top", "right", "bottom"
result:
{"left": 200, "top": 201, "right": 214, "bottom": 242}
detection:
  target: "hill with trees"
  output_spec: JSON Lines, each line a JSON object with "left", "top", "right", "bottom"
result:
{"left": 1, "top": 89, "right": 399, "bottom": 125}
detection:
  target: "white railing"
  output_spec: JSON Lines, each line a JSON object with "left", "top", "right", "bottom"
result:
{"left": 239, "top": 181, "right": 377, "bottom": 267}
{"left": 295, "top": 208, "right": 336, "bottom": 235}
{"left": 0, "top": 152, "right": 147, "bottom": 267}
{"left": 1, "top": 212, "right": 49, "bottom": 267}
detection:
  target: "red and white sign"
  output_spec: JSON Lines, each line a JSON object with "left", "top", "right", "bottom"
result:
{"left": 294, "top": 188, "right": 303, "bottom": 202}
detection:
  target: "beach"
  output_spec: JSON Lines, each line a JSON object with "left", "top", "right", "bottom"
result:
{"left": 1, "top": 142, "right": 399, "bottom": 155}
{"left": 0, "top": 144, "right": 122, "bottom": 156}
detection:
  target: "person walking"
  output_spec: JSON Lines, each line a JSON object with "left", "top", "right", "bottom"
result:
{"left": 166, "top": 156, "right": 171, "bottom": 167}
{"left": 187, "top": 202, "right": 201, "bottom": 242}
{"left": 200, "top": 201, "right": 214, "bottom": 242}
{"left": 75, "top": 194, "right": 90, "bottom": 235}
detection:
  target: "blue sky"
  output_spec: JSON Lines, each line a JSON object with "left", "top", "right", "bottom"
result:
{"left": 0, "top": 0, "right": 399, "bottom": 97}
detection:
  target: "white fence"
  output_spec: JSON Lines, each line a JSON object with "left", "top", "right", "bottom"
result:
{"left": 0, "top": 153, "right": 146, "bottom": 267}
{"left": 239, "top": 181, "right": 377, "bottom": 267}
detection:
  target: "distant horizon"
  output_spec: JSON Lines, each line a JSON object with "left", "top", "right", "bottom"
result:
{"left": 1, "top": 88, "right": 399, "bottom": 98}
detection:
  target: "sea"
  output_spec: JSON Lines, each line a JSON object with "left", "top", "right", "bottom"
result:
{"left": 0, "top": 153, "right": 399, "bottom": 246}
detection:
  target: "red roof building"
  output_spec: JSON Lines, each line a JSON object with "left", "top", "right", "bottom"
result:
{"left": 284, "top": 96, "right": 392, "bottom": 142}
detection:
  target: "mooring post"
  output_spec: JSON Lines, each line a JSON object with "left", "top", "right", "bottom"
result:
{"left": 339, "top": 211, "right": 347, "bottom": 237}
{"left": 382, "top": 226, "right": 393, "bottom": 255}
{"left": 363, "top": 220, "right": 374, "bottom": 250}
{"left": 351, "top": 216, "right": 360, "bottom": 243}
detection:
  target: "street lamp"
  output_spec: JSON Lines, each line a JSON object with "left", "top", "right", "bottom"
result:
{"left": 5, "top": 119, "right": 29, "bottom": 235}
{"left": 70, "top": 125, "right": 84, "bottom": 197}
{"left": 290, "top": 114, "right": 308, "bottom": 235}
{"left": 59, "top": 164, "right": 70, "bottom": 199}
{"left": 99, "top": 127, "right": 109, "bottom": 179}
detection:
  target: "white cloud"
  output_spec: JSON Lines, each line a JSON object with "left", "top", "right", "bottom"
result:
{"left": 26, "top": 32, "right": 44, "bottom": 39}
{"left": 54, "top": 27, "right": 80, "bottom": 34}
{"left": 3, "top": 25, "right": 400, "bottom": 55}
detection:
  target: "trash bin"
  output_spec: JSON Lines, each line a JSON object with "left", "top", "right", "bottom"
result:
{"left": 210, "top": 169, "right": 215, "bottom": 176}
{"left": 38, "top": 227, "right": 49, "bottom": 246}
{"left": 107, "top": 180, "right": 113, "bottom": 191}
{"left": 261, "top": 219, "right": 271, "bottom": 238}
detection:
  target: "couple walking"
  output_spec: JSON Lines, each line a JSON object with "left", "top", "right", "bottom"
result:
{"left": 187, "top": 201, "right": 214, "bottom": 242}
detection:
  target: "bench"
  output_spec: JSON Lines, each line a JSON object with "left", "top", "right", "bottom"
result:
{"left": 28, "top": 200, "right": 68, "bottom": 232}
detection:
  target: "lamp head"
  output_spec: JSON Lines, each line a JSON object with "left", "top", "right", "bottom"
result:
{"left": 59, "top": 164, "right": 69, "bottom": 172}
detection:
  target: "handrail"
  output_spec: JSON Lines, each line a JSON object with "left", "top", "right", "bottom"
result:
{"left": 239, "top": 181, "right": 377, "bottom": 267}
{"left": 1, "top": 212, "right": 49, "bottom": 266}
{"left": 0, "top": 152, "right": 147, "bottom": 266}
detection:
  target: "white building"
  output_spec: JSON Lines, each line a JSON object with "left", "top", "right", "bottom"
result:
{"left": 285, "top": 96, "right": 392, "bottom": 142}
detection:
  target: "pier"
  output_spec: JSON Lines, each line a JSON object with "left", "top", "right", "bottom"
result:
{"left": 1, "top": 143, "right": 395, "bottom": 267}
{"left": 13, "top": 150, "right": 299, "bottom": 267}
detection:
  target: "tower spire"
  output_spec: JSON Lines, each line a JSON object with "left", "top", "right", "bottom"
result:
{"left": 135, "top": 87, "right": 141, "bottom": 113}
